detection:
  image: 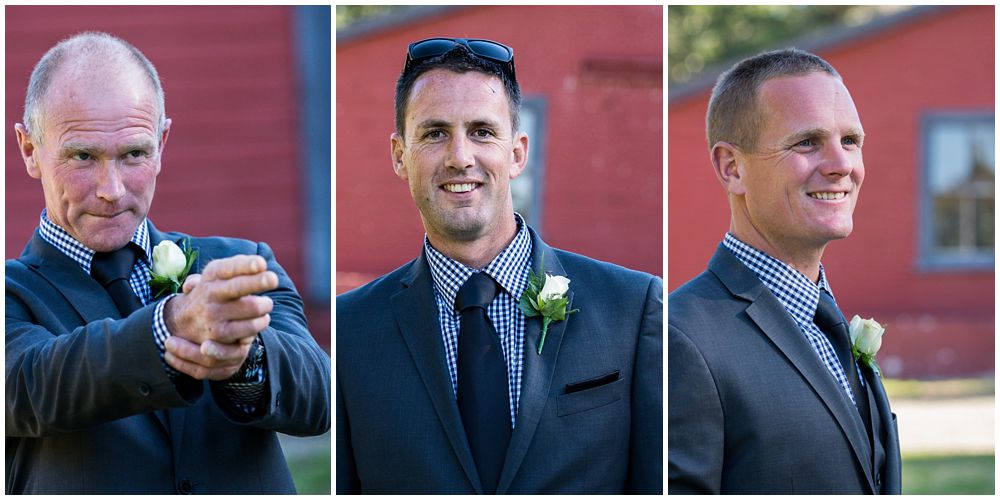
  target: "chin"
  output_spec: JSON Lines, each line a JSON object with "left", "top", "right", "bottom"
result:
{"left": 82, "top": 223, "right": 140, "bottom": 252}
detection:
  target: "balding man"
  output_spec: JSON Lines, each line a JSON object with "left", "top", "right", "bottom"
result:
{"left": 6, "top": 32, "right": 329, "bottom": 494}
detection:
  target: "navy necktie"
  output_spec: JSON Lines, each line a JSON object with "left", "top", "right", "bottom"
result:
{"left": 456, "top": 272, "right": 510, "bottom": 494}
{"left": 91, "top": 244, "right": 144, "bottom": 317}
{"left": 815, "top": 290, "right": 873, "bottom": 445}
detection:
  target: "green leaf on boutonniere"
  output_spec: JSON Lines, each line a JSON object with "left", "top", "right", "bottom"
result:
{"left": 518, "top": 255, "right": 579, "bottom": 354}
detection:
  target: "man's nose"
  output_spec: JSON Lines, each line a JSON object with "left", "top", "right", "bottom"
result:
{"left": 444, "top": 135, "right": 475, "bottom": 169}
{"left": 95, "top": 162, "right": 127, "bottom": 201}
{"left": 819, "top": 141, "right": 856, "bottom": 177}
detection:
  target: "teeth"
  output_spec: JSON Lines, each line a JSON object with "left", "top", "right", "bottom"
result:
{"left": 809, "top": 192, "right": 846, "bottom": 200}
{"left": 444, "top": 183, "right": 475, "bottom": 193}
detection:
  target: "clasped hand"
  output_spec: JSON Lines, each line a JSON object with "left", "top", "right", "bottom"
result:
{"left": 163, "top": 255, "right": 277, "bottom": 380}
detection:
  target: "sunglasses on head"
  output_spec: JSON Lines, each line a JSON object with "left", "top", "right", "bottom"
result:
{"left": 404, "top": 37, "right": 516, "bottom": 81}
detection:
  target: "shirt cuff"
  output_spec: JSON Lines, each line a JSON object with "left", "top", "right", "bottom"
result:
{"left": 154, "top": 294, "right": 181, "bottom": 378}
{"left": 220, "top": 336, "right": 268, "bottom": 415}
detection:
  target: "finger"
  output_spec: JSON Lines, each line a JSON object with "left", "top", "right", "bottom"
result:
{"left": 209, "top": 295, "right": 273, "bottom": 322}
{"left": 200, "top": 339, "right": 253, "bottom": 364}
{"left": 209, "top": 314, "right": 271, "bottom": 344}
{"left": 164, "top": 350, "right": 241, "bottom": 381}
{"left": 181, "top": 274, "right": 202, "bottom": 294}
{"left": 202, "top": 255, "right": 268, "bottom": 281}
{"left": 205, "top": 272, "right": 278, "bottom": 302}
{"left": 166, "top": 336, "right": 248, "bottom": 371}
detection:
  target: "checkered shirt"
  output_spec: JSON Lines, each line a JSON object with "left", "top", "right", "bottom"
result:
{"left": 723, "top": 233, "right": 858, "bottom": 406}
{"left": 424, "top": 214, "right": 532, "bottom": 427}
{"left": 38, "top": 210, "right": 265, "bottom": 414}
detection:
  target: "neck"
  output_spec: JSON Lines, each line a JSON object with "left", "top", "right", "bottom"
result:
{"left": 427, "top": 218, "right": 519, "bottom": 270}
{"left": 730, "top": 222, "right": 825, "bottom": 283}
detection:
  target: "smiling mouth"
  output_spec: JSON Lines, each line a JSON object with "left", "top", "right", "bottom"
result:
{"left": 443, "top": 183, "right": 478, "bottom": 193}
{"left": 808, "top": 192, "right": 847, "bottom": 201}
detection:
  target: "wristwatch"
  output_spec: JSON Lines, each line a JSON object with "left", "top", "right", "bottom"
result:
{"left": 228, "top": 336, "right": 265, "bottom": 384}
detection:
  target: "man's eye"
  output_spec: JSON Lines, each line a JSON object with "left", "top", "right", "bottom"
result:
{"left": 795, "top": 139, "right": 815, "bottom": 148}
{"left": 72, "top": 152, "right": 92, "bottom": 161}
{"left": 127, "top": 150, "right": 146, "bottom": 158}
{"left": 473, "top": 129, "right": 494, "bottom": 138}
{"left": 425, "top": 130, "right": 444, "bottom": 140}
{"left": 843, "top": 137, "right": 861, "bottom": 147}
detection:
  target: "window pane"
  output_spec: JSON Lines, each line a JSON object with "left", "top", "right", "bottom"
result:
{"left": 926, "top": 116, "right": 994, "bottom": 261}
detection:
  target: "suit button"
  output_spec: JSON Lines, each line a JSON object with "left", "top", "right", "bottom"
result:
{"left": 138, "top": 383, "right": 151, "bottom": 396}
{"left": 875, "top": 472, "right": 882, "bottom": 488}
{"left": 178, "top": 480, "right": 193, "bottom": 494}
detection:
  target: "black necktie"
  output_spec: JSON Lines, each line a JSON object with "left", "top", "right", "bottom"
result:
{"left": 91, "top": 244, "right": 144, "bottom": 317}
{"left": 456, "top": 272, "right": 510, "bottom": 494}
{"left": 814, "top": 290, "right": 873, "bottom": 445}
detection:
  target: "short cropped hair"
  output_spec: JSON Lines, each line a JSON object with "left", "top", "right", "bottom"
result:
{"left": 706, "top": 48, "right": 839, "bottom": 153}
{"left": 23, "top": 31, "right": 166, "bottom": 144}
{"left": 394, "top": 46, "right": 521, "bottom": 138}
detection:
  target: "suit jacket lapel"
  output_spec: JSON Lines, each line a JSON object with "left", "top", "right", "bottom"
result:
{"left": 20, "top": 230, "right": 120, "bottom": 323}
{"left": 497, "top": 231, "right": 571, "bottom": 494}
{"left": 390, "top": 252, "right": 481, "bottom": 492}
{"left": 863, "top": 364, "right": 902, "bottom": 492}
{"left": 709, "top": 245, "right": 876, "bottom": 493}
{"left": 148, "top": 226, "right": 186, "bottom": 433}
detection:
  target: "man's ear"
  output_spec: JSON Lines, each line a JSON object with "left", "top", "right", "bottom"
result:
{"left": 711, "top": 141, "right": 747, "bottom": 196}
{"left": 508, "top": 131, "right": 528, "bottom": 180}
{"left": 155, "top": 118, "right": 172, "bottom": 175}
{"left": 390, "top": 132, "right": 407, "bottom": 181}
{"left": 15, "top": 124, "right": 41, "bottom": 179}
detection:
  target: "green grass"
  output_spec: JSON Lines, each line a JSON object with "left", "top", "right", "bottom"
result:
{"left": 288, "top": 449, "right": 331, "bottom": 494}
{"left": 902, "top": 453, "right": 994, "bottom": 494}
{"left": 884, "top": 377, "right": 994, "bottom": 400}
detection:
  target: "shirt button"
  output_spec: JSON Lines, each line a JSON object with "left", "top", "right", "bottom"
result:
{"left": 177, "top": 480, "right": 193, "bottom": 494}
{"left": 138, "top": 383, "right": 151, "bottom": 396}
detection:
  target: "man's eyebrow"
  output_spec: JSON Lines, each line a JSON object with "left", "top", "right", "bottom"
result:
{"left": 467, "top": 119, "right": 502, "bottom": 130}
{"left": 120, "top": 140, "right": 157, "bottom": 152}
{"left": 58, "top": 142, "right": 101, "bottom": 156}
{"left": 414, "top": 119, "right": 452, "bottom": 130}
{"left": 784, "top": 127, "right": 864, "bottom": 143}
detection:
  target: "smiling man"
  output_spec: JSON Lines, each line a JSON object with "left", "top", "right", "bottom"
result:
{"left": 6, "top": 32, "right": 330, "bottom": 494}
{"left": 336, "top": 38, "right": 662, "bottom": 494}
{"left": 668, "top": 48, "right": 901, "bottom": 494}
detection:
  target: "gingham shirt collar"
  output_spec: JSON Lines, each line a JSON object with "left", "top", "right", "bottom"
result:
{"left": 38, "top": 209, "right": 151, "bottom": 274}
{"left": 723, "top": 232, "right": 833, "bottom": 322}
{"left": 425, "top": 213, "right": 532, "bottom": 309}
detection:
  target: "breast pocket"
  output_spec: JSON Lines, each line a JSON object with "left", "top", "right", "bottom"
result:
{"left": 556, "top": 370, "right": 623, "bottom": 417}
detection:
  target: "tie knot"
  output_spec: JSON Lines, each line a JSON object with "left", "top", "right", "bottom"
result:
{"left": 814, "top": 290, "right": 845, "bottom": 331}
{"left": 91, "top": 244, "right": 140, "bottom": 285}
{"left": 455, "top": 272, "right": 499, "bottom": 312}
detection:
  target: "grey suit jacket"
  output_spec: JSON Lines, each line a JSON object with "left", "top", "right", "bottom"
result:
{"left": 6, "top": 223, "right": 331, "bottom": 494}
{"left": 336, "top": 227, "right": 662, "bottom": 494}
{"left": 668, "top": 244, "right": 901, "bottom": 494}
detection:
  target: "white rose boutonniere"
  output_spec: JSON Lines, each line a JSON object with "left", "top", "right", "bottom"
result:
{"left": 148, "top": 238, "right": 198, "bottom": 298}
{"left": 849, "top": 315, "right": 885, "bottom": 377}
{"left": 518, "top": 259, "right": 579, "bottom": 355}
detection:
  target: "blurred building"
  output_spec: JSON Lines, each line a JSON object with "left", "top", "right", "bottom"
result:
{"left": 668, "top": 6, "right": 994, "bottom": 378}
{"left": 5, "top": 6, "right": 331, "bottom": 349}
{"left": 336, "top": 5, "right": 663, "bottom": 293}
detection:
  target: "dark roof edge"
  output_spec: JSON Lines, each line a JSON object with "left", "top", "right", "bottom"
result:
{"left": 668, "top": 5, "right": 950, "bottom": 104}
{"left": 336, "top": 6, "right": 468, "bottom": 45}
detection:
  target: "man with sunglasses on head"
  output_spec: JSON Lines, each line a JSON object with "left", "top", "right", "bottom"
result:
{"left": 337, "top": 38, "right": 662, "bottom": 494}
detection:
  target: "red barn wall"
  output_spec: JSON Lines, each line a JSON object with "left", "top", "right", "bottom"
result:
{"left": 337, "top": 5, "right": 663, "bottom": 293}
{"left": 668, "top": 6, "right": 994, "bottom": 378}
{"left": 6, "top": 6, "right": 329, "bottom": 347}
